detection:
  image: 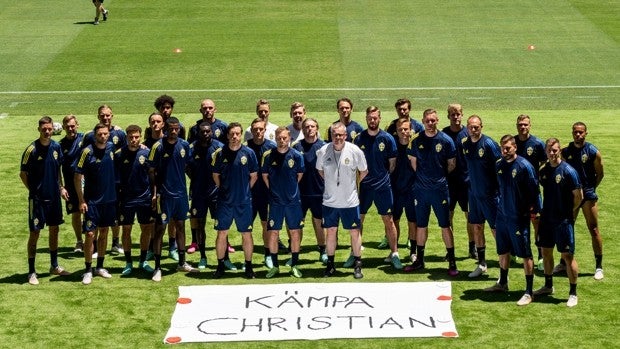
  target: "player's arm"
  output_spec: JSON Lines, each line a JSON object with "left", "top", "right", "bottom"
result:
{"left": 572, "top": 188, "right": 583, "bottom": 222}
{"left": 74, "top": 173, "right": 87, "bottom": 213}
{"left": 148, "top": 167, "right": 157, "bottom": 210}
{"left": 212, "top": 172, "right": 221, "bottom": 188}
{"left": 446, "top": 157, "right": 456, "bottom": 173}
{"left": 358, "top": 169, "right": 368, "bottom": 183}
{"left": 409, "top": 155, "right": 417, "bottom": 172}
{"left": 249, "top": 172, "right": 258, "bottom": 189}
{"left": 388, "top": 157, "right": 396, "bottom": 174}
{"left": 19, "top": 171, "right": 28, "bottom": 190}
{"left": 262, "top": 172, "right": 269, "bottom": 189}
{"left": 59, "top": 168, "right": 69, "bottom": 201}
{"left": 594, "top": 150, "right": 604, "bottom": 188}
{"left": 297, "top": 172, "right": 303, "bottom": 183}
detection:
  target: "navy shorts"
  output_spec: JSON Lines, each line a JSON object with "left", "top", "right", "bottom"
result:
{"left": 251, "top": 195, "right": 269, "bottom": 222}
{"left": 64, "top": 184, "right": 81, "bottom": 214}
{"left": 190, "top": 195, "right": 217, "bottom": 220}
{"left": 359, "top": 184, "right": 393, "bottom": 215}
{"left": 448, "top": 179, "right": 469, "bottom": 212}
{"left": 392, "top": 189, "right": 416, "bottom": 222}
{"left": 215, "top": 203, "right": 253, "bottom": 233}
{"left": 83, "top": 202, "right": 117, "bottom": 232}
{"left": 495, "top": 216, "right": 532, "bottom": 258}
{"left": 28, "top": 197, "right": 64, "bottom": 231}
{"left": 268, "top": 203, "right": 304, "bottom": 230}
{"left": 468, "top": 194, "right": 498, "bottom": 228}
{"left": 581, "top": 187, "right": 598, "bottom": 203}
{"left": 118, "top": 204, "right": 155, "bottom": 225}
{"left": 537, "top": 218, "right": 575, "bottom": 254}
{"left": 322, "top": 205, "right": 361, "bottom": 230}
{"left": 156, "top": 195, "right": 189, "bottom": 224}
{"left": 301, "top": 196, "right": 323, "bottom": 219}
{"left": 414, "top": 185, "right": 450, "bottom": 228}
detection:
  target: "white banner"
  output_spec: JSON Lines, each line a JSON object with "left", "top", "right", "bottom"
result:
{"left": 164, "top": 282, "right": 458, "bottom": 343}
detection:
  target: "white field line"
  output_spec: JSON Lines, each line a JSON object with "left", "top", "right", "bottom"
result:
{"left": 0, "top": 85, "right": 618, "bottom": 95}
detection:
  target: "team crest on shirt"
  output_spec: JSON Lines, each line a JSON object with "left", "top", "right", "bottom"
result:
{"left": 33, "top": 218, "right": 39, "bottom": 226}
{"left": 113, "top": 136, "right": 119, "bottom": 144}
{"left": 555, "top": 174, "right": 562, "bottom": 184}
{"left": 435, "top": 144, "right": 442, "bottom": 153}
{"left": 192, "top": 208, "right": 197, "bottom": 215}
{"left": 378, "top": 142, "right": 385, "bottom": 152}
{"left": 269, "top": 219, "right": 275, "bottom": 227}
{"left": 512, "top": 169, "right": 517, "bottom": 178}
{"left": 288, "top": 159, "right": 295, "bottom": 168}
{"left": 86, "top": 220, "right": 92, "bottom": 227}
{"left": 180, "top": 149, "right": 186, "bottom": 158}
{"left": 241, "top": 156, "right": 247, "bottom": 165}
{"left": 215, "top": 129, "right": 221, "bottom": 138}
{"left": 478, "top": 148, "right": 485, "bottom": 157}
{"left": 581, "top": 154, "right": 588, "bottom": 163}
{"left": 53, "top": 151, "right": 59, "bottom": 160}
{"left": 527, "top": 147, "right": 534, "bottom": 156}
{"left": 161, "top": 213, "right": 167, "bottom": 221}
{"left": 139, "top": 155, "right": 146, "bottom": 164}
{"left": 344, "top": 158, "right": 350, "bottom": 165}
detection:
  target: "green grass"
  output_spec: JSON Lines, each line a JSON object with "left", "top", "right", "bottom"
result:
{"left": 0, "top": 1, "right": 619, "bottom": 348}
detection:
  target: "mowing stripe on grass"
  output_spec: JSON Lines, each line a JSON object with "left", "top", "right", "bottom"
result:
{"left": 0, "top": 85, "right": 618, "bottom": 95}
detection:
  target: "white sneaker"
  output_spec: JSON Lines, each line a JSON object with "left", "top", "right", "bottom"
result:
{"left": 468, "top": 264, "right": 488, "bottom": 278}
{"left": 82, "top": 271, "right": 93, "bottom": 285}
{"left": 517, "top": 293, "right": 532, "bottom": 306}
{"left": 552, "top": 263, "right": 566, "bottom": 274}
{"left": 264, "top": 255, "right": 274, "bottom": 269}
{"left": 28, "top": 273, "right": 39, "bottom": 285}
{"left": 152, "top": 269, "right": 162, "bottom": 282}
{"left": 95, "top": 268, "right": 112, "bottom": 278}
{"left": 566, "top": 294, "right": 578, "bottom": 308}
{"left": 594, "top": 268, "right": 604, "bottom": 280}
{"left": 177, "top": 262, "right": 199, "bottom": 273}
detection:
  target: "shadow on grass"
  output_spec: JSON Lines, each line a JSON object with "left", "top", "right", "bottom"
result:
{"left": 460, "top": 288, "right": 565, "bottom": 305}
{"left": 73, "top": 21, "right": 96, "bottom": 25}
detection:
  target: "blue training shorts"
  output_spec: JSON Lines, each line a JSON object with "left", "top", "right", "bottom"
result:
{"left": 156, "top": 195, "right": 189, "bottom": 224}
{"left": 359, "top": 183, "right": 394, "bottom": 215}
{"left": 29, "top": 197, "right": 64, "bottom": 231}
{"left": 537, "top": 218, "right": 575, "bottom": 254}
{"left": 495, "top": 215, "right": 532, "bottom": 258}
{"left": 268, "top": 203, "right": 304, "bottom": 230}
{"left": 215, "top": 203, "right": 253, "bottom": 233}
{"left": 414, "top": 185, "right": 450, "bottom": 228}
{"left": 83, "top": 202, "right": 117, "bottom": 232}
{"left": 322, "top": 205, "right": 361, "bottom": 230}
{"left": 468, "top": 194, "right": 498, "bottom": 228}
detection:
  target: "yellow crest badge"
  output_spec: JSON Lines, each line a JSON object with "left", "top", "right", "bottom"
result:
{"left": 113, "top": 136, "right": 119, "bottom": 144}
{"left": 139, "top": 155, "right": 146, "bottom": 165}
{"left": 180, "top": 149, "right": 186, "bottom": 158}
{"left": 344, "top": 157, "right": 350, "bottom": 165}
{"left": 527, "top": 147, "right": 534, "bottom": 156}
{"left": 288, "top": 158, "right": 294, "bottom": 168}
{"left": 512, "top": 169, "right": 517, "bottom": 178}
{"left": 478, "top": 148, "right": 485, "bottom": 157}
{"left": 378, "top": 142, "right": 385, "bottom": 152}
{"left": 53, "top": 151, "right": 58, "bottom": 160}
{"left": 581, "top": 154, "right": 588, "bottom": 163}
{"left": 240, "top": 156, "right": 247, "bottom": 165}
{"left": 435, "top": 143, "right": 442, "bottom": 153}
{"left": 555, "top": 174, "right": 562, "bottom": 184}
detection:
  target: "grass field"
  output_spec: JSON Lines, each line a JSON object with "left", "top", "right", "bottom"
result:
{"left": 0, "top": 1, "right": 618, "bottom": 348}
